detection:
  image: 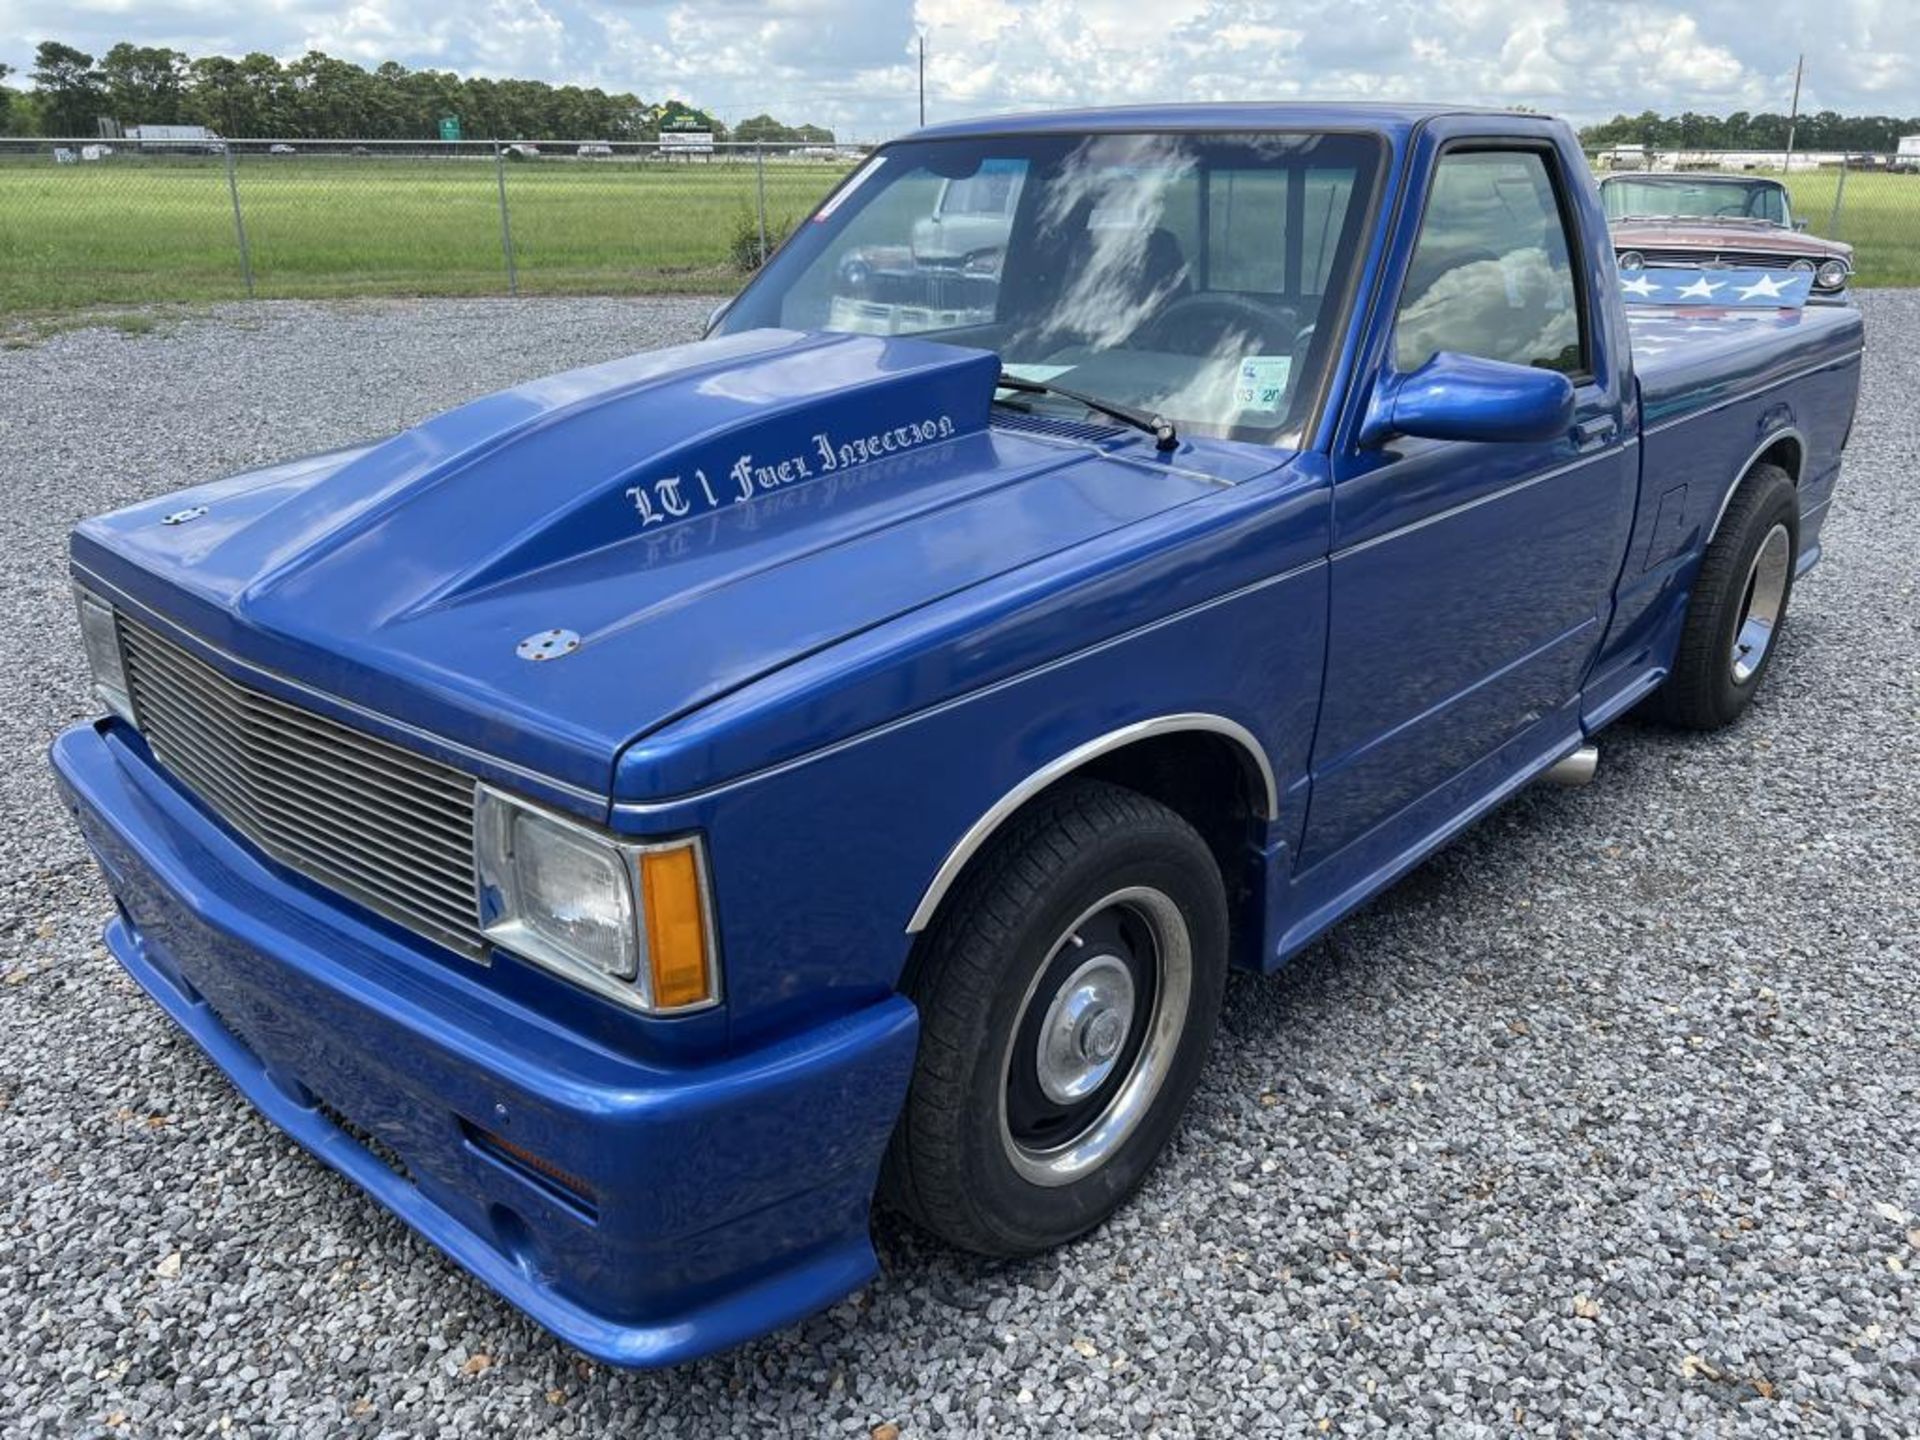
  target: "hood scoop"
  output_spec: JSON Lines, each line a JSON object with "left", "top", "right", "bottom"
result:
{"left": 201, "top": 328, "right": 1001, "bottom": 616}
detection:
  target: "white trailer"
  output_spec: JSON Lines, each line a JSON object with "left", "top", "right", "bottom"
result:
{"left": 125, "top": 124, "right": 225, "bottom": 154}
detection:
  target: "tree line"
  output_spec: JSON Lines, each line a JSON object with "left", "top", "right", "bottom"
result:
{"left": 1579, "top": 110, "right": 1920, "bottom": 154}
{"left": 0, "top": 41, "right": 835, "bottom": 144}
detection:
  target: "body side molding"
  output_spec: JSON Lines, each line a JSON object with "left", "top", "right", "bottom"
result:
{"left": 904, "top": 713, "right": 1279, "bottom": 935}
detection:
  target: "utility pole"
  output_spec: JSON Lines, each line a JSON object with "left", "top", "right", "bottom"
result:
{"left": 1782, "top": 53, "right": 1803, "bottom": 175}
{"left": 918, "top": 34, "right": 926, "bottom": 128}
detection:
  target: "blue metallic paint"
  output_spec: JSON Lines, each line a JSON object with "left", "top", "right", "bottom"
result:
{"left": 75, "top": 329, "right": 1276, "bottom": 806}
{"left": 54, "top": 104, "right": 1864, "bottom": 1365}
{"left": 1359, "top": 351, "right": 1576, "bottom": 446}
{"left": 52, "top": 722, "right": 917, "bottom": 1365}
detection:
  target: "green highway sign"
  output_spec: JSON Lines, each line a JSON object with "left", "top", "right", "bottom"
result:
{"left": 439, "top": 116, "right": 461, "bottom": 142}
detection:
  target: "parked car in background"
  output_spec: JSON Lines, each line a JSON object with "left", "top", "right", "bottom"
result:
{"left": 576, "top": 142, "right": 613, "bottom": 158}
{"left": 269, "top": 144, "right": 297, "bottom": 156}
{"left": 1599, "top": 172, "right": 1852, "bottom": 300}
{"left": 828, "top": 163, "right": 1026, "bottom": 334}
{"left": 910, "top": 163, "right": 1025, "bottom": 268}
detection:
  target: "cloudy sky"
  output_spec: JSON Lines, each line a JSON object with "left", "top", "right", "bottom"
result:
{"left": 2, "top": 0, "right": 1914, "bottom": 140}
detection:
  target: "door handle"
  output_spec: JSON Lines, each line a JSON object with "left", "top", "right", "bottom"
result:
{"left": 1572, "top": 416, "right": 1619, "bottom": 450}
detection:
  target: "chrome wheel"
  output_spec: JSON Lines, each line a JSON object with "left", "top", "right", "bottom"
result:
{"left": 999, "top": 887, "right": 1192, "bottom": 1187}
{"left": 1731, "top": 522, "right": 1791, "bottom": 685}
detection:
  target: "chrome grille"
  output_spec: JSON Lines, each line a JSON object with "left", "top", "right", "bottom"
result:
{"left": 1636, "top": 247, "right": 1811, "bottom": 269}
{"left": 117, "top": 616, "right": 482, "bottom": 957}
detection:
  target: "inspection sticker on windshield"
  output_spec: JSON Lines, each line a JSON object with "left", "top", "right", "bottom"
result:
{"left": 1235, "top": 355, "right": 1292, "bottom": 412}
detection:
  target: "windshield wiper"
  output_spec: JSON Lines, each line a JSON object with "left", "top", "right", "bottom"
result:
{"left": 995, "top": 370, "right": 1178, "bottom": 452}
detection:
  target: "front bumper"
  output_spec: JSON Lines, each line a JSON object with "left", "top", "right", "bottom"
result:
{"left": 50, "top": 720, "right": 918, "bottom": 1367}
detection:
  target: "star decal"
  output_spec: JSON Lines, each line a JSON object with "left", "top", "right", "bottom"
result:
{"left": 1675, "top": 276, "right": 1724, "bottom": 300}
{"left": 1619, "top": 273, "right": 1661, "bottom": 298}
{"left": 1736, "top": 273, "right": 1792, "bottom": 300}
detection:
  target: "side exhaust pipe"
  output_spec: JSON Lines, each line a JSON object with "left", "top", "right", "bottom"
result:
{"left": 1543, "top": 743, "right": 1598, "bottom": 787}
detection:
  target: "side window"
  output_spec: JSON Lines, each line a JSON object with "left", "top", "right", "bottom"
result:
{"left": 1393, "top": 150, "right": 1584, "bottom": 376}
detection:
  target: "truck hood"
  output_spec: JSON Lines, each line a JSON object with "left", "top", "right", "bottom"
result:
{"left": 74, "top": 328, "right": 1261, "bottom": 805}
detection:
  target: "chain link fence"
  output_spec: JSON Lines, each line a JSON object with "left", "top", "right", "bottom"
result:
{"left": 5, "top": 136, "right": 1919, "bottom": 314}
{"left": 1782, "top": 164, "right": 1920, "bottom": 286}
{"left": 0, "top": 137, "right": 867, "bottom": 313}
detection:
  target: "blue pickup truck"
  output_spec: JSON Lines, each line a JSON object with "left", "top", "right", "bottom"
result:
{"left": 53, "top": 105, "right": 1863, "bottom": 1365}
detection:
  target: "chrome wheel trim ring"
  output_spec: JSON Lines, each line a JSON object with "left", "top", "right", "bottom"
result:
{"left": 1731, "top": 522, "right": 1791, "bottom": 685}
{"left": 998, "top": 886, "right": 1192, "bottom": 1188}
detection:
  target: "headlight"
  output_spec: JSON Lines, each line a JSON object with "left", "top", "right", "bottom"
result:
{"left": 1616, "top": 250, "right": 1644, "bottom": 271}
{"left": 75, "top": 587, "right": 135, "bottom": 724}
{"left": 1815, "top": 259, "right": 1849, "bottom": 290}
{"left": 474, "top": 786, "right": 719, "bottom": 1014}
{"left": 1788, "top": 259, "right": 1815, "bottom": 274}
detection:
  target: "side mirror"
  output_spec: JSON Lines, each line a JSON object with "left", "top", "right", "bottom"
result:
{"left": 1359, "top": 351, "right": 1576, "bottom": 447}
{"left": 1792, "top": 218, "right": 1810, "bottom": 232}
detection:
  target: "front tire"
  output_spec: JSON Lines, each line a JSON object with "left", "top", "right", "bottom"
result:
{"left": 1647, "top": 462, "right": 1799, "bottom": 730}
{"left": 883, "top": 780, "right": 1229, "bottom": 1256}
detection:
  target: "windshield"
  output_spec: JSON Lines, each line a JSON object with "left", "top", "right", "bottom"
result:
{"left": 1601, "top": 176, "right": 1790, "bottom": 226}
{"left": 717, "top": 130, "right": 1385, "bottom": 444}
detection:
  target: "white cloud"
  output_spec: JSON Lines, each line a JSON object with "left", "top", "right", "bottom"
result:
{"left": 0, "top": 0, "right": 1913, "bottom": 137}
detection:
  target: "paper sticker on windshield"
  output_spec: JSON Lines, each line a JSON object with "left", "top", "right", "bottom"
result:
{"left": 999, "top": 363, "right": 1074, "bottom": 385}
{"left": 1235, "top": 355, "right": 1292, "bottom": 413}
{"left": 813, "top": 155, "right": 886, "bottom": 223}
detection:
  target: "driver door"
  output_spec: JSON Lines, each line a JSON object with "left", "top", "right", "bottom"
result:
{"left": 1299, "top": 132, "right": 1638, "bottom": 876}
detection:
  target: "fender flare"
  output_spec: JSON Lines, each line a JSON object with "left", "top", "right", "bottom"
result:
{"left": 903, "top": 712, "right": 1278, "bottom": 935}
{"left": 1705, "top": 425, "right": 1804, "bottom": 548}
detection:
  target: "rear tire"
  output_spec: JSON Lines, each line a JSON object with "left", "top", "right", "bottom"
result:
{"left": 1647, "top": 462, "right": 1798, "bottom": 730}
{"left": 883, "top": 780, "right": 1228, "bottom": 1257}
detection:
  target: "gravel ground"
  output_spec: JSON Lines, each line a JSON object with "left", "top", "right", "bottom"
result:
{"left": 1, "top": 294, "right": 1916, "bottom": 1439}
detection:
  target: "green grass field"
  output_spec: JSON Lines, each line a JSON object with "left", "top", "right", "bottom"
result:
{"left": 1784, "top": 170, "right": 1920, "bottom": 286}
{"left": 0, "top": 154, "right": 854, "bottom": 313}
{"left": 1, "top": 153, "right": 1915, "bottom": 315}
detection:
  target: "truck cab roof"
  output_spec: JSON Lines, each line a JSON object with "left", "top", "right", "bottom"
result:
{"left": 912, "top": 102, "right": 1536, "bottom": 142}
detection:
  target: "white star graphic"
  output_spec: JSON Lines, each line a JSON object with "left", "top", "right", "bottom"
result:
{"left": 1736, "top": 273, "right": 1792, "bottom": 301}
{"left": 1619, "top": 274, "right": 1661, "bottom": 298}
{"left": 1675, "top": 276, "right": 1724, "bottom": 300}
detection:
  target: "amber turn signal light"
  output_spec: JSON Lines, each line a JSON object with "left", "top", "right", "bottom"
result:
{"left": 640, "top": 844, "right": 717, "bottom": 1011}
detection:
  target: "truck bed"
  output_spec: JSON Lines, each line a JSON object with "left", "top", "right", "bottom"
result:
{"left": 1629, "top": 302, "right": 1863, "bottom": 432}
{"left": 1593, "top": 298, "right": 1867, "bottom": 734}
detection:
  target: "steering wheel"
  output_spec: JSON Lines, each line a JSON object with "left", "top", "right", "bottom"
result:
{"left": 1128, "top": 292, "right": 1298, "bottom": 356}
{"left": 1712, "top": 203, "right": 1748, "bottom": 217}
